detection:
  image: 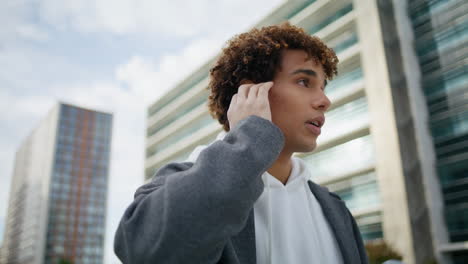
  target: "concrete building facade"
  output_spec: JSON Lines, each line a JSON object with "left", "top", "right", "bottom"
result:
{"left": 1, "top": 103, "right": 112, "bottom": 264}
{"left": 144, "top": 0, "right": 467, "bottom": 263}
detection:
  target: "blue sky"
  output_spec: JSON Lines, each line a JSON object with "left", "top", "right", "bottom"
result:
{"left": 0, "top": 0, "right": 283, "bottom": 263}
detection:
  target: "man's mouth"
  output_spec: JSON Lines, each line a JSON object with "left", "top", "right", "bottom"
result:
{"left": 306, "top": 121, "right": 320, "bottom": 127}
{"left": 305, "top": 115, "right": 325, "bottom": 128}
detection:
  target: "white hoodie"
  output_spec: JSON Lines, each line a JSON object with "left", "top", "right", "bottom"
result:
{"left": 187, "top": 131, "right": 343, "bottom": 264}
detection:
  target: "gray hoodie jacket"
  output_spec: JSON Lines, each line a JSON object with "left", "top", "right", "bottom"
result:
{"left": 114, "top": 116, "right": 369, "bottom": 264}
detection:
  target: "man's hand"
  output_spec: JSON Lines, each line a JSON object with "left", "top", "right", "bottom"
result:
{"left": 227, "top": 81, "right": 274, "bottom": 130}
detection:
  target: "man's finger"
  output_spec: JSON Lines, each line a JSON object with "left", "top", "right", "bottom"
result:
{"left": 257, "top": 81, "right": 274, "bottom": 99}
{"left": 230, "top": 94, "right": 238, "bottom": 106}
{"left": 237, "top": 83, "right": 254, "bottom": 100}
{"left": 247, "top": 84, "right": 260, "bottom": 101}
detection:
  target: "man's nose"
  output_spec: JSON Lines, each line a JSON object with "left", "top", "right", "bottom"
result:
{"left": 313, "top": 92, "right": 331, "bottom": 112}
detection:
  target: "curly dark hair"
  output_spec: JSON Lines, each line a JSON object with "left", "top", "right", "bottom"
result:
{"left": 207, "top": 22, "right": 339, "bottom": 131}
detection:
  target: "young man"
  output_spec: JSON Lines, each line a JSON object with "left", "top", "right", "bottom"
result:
{"left": 114, "top": 23, "right": 369, "bottom": 263}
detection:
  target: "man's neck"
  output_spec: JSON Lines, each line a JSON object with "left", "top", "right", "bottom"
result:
{"left": 267, "top": 151, "right": 293, "bottom": 185}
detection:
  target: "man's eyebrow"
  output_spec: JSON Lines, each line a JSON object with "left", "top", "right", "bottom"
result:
{"left": 290, "top": 69, "right": 318, "bottom": 77}
{"left": 290, "top": 69, "right": 328, "bottom": 87}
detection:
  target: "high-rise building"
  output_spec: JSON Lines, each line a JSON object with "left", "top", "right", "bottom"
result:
{"left": 1, "top": 103, "right": 112, "bottom": 264}
{"left": 144, "top": 0, "right": 467, "bottom": 263}
{"left": 406, "top": 1, "right": 468, "bottom": 263}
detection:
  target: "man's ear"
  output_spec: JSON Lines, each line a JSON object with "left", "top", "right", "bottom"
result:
{"left": 239, "top": 79, "right": 254, "bottom": 85}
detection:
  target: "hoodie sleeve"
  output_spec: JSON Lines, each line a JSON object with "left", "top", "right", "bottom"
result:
{"left": 114, "top": 115, "right": 285, "bottom": 264}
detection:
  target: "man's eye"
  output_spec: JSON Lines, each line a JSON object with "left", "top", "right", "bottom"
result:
{"left": 298, "top": 79, "right": 309, "bottom": 87}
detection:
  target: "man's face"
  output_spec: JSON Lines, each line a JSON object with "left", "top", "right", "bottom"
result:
{"left": 269, "top": 49, "right": 331, "bottom": 153}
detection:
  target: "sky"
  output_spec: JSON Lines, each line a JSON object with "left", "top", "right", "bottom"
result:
{"left": 0, "top": 0, "right": 283, "bottom": 263}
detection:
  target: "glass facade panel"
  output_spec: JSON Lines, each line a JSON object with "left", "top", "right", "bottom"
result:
{"left": 321, "top": 96, "right": 369, "bottom": 141}
{"left": 422, "top": 66, "right": 467, "bottom": 97}
{"left": 148, "top": 74, "right": 207, "bottom": 117}
{"left": 287, "top": 0, "right": 317, "bottom": 19}
{"left": 409, "top": 0, "right": 468, "bottom": 245}
{"left": 431, "top": 109, "right": 468, "bottom": 142}
{"left": 147, "top": 115, "right": 215, "bottom": 157}
{"left": 44, "top": 104, "right": 111, "bottom": 264}
{"left": 445, "top": 204, "right": 468, "bottom": 242}
{"left": 354, "top": 212, "right": 383, "bottom": 241}
{"left": 453, "top": 250, "right": 468, "bottom": 264}
{"left": 170, "top": 152, "right": 191, "bottom": 163}
{"left": 326, "top": 171, "right": 381, "bottom": 211}
{"left": 329, "top": 29, "right": 358, "bottom": 54}
{"left": 325, "top": 67, "right": 363, "bottom": 97}
{"left": 307, "top": 3, "right": 353, "bottom": 34}
{"left": 147, "top": 96, "right": 207, "bottom": 137}
{"left": 145, "top": 133, "right": 218, "bottom": 180}
{"left": 439, "top": 158, "right": 468, "bottom": 242}
{"left": 303, "top": 134, "right": 375, "bottom": 179}
{"left": 359, "top": 222, "right": 383, "bottom": 241}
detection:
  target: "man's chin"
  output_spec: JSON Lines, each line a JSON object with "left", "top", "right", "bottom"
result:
{"left": 295, "top": 142, "right": 317, "bottom": 153}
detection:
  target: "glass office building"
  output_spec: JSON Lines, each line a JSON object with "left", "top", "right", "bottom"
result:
{"left": 1, "top": 103, "right": 112, "bottom": 264}
{"left": 145, "top": 0, "right": 467, "bottom": 263}
{"left": 408, "top": 0, "right": 468, "bottom": 262}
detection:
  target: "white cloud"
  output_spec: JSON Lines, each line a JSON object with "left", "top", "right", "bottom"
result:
{"left": 0, "top": 90, "right": 54, "bottom": 123}
{"left": 115, "top": 56, "right": 162, "bottom": 102}
{"left": 16, "top": 24, "right": 49, "bottom": 42}
{"left": 116, "top": 36, "right": 222, "bottom": 106}
{"left": 37, "top": 0, "right": 283, "bottom": 37}
{"left": 0, "top": 0, "right": 49, "bottom": 43}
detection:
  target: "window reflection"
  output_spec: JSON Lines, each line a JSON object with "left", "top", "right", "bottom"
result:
{"left": 326, "top": 67, "right": 363, "bottom": 96}
{"left": 308, "top": 4, "right": 353, "bottom": 34}
{"left": 326, "top": 171, "right": 381, "bottom": 211}
{"left": 321, "top": 96, "right": 369, "bottom": 141}
{"left": 355, "top": 212, "right": 383, "bottom": 241}
{"left": 304, "top": 135, "right": 375, "bottom": 179}
{"left": 147, "top": 114, "right": 215, "bottom": 158}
